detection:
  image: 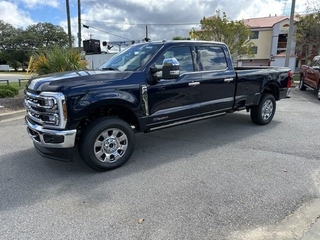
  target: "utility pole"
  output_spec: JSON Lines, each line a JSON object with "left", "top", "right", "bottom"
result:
{"left": 66, "top": 0, "right": 72, "bottom": 49}
{"left": 78, "top": 0, "right": 81, "bottom": 52}
{"left": 284, "top": 0, "right": 296, "bottom": 68}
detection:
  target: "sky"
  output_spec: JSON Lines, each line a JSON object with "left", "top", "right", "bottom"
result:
{"left": 0, "top": 0, "right": 310, "bottom": 47}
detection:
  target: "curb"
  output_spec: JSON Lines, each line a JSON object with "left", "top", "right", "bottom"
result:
{"left": 0, "top": 110, "right": 25, "bottom": 122}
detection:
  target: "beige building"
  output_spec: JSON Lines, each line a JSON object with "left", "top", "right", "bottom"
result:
{"left": 238, "top": 15, "right": 296, "bottom": 72}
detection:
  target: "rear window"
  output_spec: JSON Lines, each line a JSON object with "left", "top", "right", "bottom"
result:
{"left": 198, "top": 46, "right": 228, "bottom": 71}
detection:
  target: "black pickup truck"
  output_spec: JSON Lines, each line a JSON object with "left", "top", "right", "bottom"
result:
{"left": 24, "top": 40, "right": 292, "bottom": 171}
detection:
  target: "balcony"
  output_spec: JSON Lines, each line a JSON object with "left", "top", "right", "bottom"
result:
{"left": 277, "top": 42, "right": 287, "bottom": 49}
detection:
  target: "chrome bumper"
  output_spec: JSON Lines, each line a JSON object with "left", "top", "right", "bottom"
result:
{"left": 26, "top": 117, "right": 77, "bottom": 148}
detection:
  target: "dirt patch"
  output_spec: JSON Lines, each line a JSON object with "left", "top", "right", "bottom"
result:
{"left": 0, "top": 90, "right": 25, "bottom": 114}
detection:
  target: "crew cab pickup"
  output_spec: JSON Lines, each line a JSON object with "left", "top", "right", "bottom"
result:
{"left": 299, "top": 55, "right": 320, "bottom": 100}
{"left": 24, "top": 40, "right": 292, "bottom": 171}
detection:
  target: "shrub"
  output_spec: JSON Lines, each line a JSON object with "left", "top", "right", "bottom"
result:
{"left": 0, "top": 85, "right": 19, "bottom": 98}
{"left": 30, "top": 46, "right": 87, "bottom": 75}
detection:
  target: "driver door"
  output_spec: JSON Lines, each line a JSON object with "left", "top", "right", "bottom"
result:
{"left": 146, "top": 45, "right": 202, "bottom": 128}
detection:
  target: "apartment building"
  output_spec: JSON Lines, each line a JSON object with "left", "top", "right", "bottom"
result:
{"left": 239, "top": 15, "right": 296, "bottom": 72}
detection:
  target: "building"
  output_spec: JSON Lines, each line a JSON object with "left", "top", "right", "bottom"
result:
{"left": 239, "top": 15, "right": 297, "bottom": 72}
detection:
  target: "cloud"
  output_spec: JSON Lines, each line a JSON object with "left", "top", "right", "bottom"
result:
{"left": 0, "top": 1, "right": 34, "bottom": 28}
{"left": 73, "top": 0, "right": 302, "bottom": 45}
{"left": 20, "top": 0, "right": 60, "bottom": 9}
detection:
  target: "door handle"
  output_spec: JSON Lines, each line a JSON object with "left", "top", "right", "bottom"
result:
{"left": 189, "top": 82, "right": 200, "bottom": 86}
{"left": 224, "top": 78, "right": 234, "bottom": 82}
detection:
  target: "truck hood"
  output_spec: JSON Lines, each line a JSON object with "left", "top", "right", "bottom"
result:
{"left": 27, "top": 70, "right": 132, "bottom": 92}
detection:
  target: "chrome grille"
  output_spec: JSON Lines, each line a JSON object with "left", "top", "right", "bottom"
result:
{"left": 24, "top": 91, "right": 67, "bottom": 129}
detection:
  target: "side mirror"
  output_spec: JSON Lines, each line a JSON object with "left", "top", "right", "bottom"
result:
{"left": 313, "top": 66, "right": 320, "bottom": 71}
{"left": 162, "top": 58, "right": 180, "bottom": 79}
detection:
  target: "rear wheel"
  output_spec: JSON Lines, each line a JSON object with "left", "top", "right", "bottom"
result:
{"left": 79, "top": 117, "right": 135, "bottom": 171}
{"left": 317, "top": 84, "right": 320, "bottom": 100}
{"left": 299, "top": 76, "right": 307, "bottom": 91}
{"left": 251, "top": 93, "right": 276, "bottom": 125}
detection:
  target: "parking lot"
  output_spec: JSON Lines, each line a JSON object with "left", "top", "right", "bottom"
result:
{"left": 1, "top": 87, "right": 320, "bottom": 240}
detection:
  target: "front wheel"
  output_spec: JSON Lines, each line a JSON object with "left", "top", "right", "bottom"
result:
{"left": 317, "top": 84, "right": 320, "bottom": 100}
{"left": 299, "top": 76, "right": 307, "bottom": 91}
{"left": 79, "top": 117, "right": 135, "bottom": 171}
{"left": 251, "top": 94, "right": 276, "bottom": 125}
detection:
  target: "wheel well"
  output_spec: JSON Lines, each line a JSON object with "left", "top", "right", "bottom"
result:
{"left": 77, "top": 104, "right": 140, "bottom": 137}
{"left": 263, "top": 84, "right": 279, "bottom": 100}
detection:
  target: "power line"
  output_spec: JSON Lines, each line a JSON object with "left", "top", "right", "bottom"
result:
{"left": 82, "top": 24, "right": 132, "bottom": 40}
{"left": 82, "top": 20, "right": 200, "bottom": 26}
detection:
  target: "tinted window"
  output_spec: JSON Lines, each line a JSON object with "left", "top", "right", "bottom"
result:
{"left": 252, "top": 46, "right": 258, "bottom": 54}
{"left": 250, "top": 31, "right": 259, "bottom": 39}
{"left": 154, "top": 46, "right": 194, "bottom": 74}
{"left": 198, "top": 46, "right": 227, "bottom": 71}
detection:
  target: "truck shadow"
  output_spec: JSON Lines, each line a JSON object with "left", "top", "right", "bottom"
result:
{"left": 0, "top": 112, "right": 280, "bottom": 211}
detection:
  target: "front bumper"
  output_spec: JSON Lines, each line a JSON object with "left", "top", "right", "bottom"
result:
{"left": 26, "top": 117, "right": 77, "bottom": 161}
{"left": 26, "top": 117, "right": 77, "bottom": 148}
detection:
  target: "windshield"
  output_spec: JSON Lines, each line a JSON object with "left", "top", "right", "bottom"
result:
{"left": 99, "top": 43, "right": 162, "bottom": 71}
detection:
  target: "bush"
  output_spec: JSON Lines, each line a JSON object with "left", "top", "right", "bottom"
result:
{"left": 31, "top": 46, "right": 87, "bottom": 75}
{"left": 0, "top": 85, "right": 19, "bottom": 98}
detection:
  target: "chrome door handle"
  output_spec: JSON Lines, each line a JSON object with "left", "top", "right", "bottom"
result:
{"left": 224, "top": 78, "right": 234, "bottom": 82}
{"left": 189, "top": 82, "right": 200, "bottom": 86}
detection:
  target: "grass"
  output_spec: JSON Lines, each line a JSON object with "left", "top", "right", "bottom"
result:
{"left": 0, "top": 82, "right": 27, "bottom": 91}
{"left": 293, "top": 74, "right": 299, "bottom": 82}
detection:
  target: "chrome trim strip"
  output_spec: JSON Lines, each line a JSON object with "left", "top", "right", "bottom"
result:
{"left": 25, "top": 91, "right": 67, "bottom": 129}
{"left": 149, "top": 112, "right": 226, "bottom": 131}
{"left": 26, "top": 117, "right": 76, "bottom": 148}
{"left": 141, "top": 85, "right": 149, "bottom": 116}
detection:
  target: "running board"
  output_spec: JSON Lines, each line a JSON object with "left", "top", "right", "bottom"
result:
{"left": 147, "top": 112, "right": 227, "bottom": 132}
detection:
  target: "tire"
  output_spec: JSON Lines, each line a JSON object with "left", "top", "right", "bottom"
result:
{"left": 79, "top": 117, "right": 135, "bottom": 171}
{"left": 317, "top": 84, "right": 320, "bottom": 101}
{"left": 299, "top": 76, "right": 307, "bottom": 91}
{"left": 251, "top": 93, "right": 276, "bottom": 125}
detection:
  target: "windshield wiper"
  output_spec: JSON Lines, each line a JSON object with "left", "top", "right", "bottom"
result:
{"left": 102, "top": 67, "right": 118, "bottom": 71}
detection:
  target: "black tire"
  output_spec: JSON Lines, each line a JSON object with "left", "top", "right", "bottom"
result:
{"left": 251, "top": 93, "right": 276, "bottom": 125}
{"left": 79, "top": 117, "right": 135, "bottom": 171}
{"left": 299, "top": 76, "right": 307, "bottom": 91}
{"left": 317, "top": 84, "right": 320, "bottom": 101}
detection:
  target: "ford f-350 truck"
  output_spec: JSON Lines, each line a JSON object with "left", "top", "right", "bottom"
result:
{"left": 24, "top": 41, "right": 292, "bottom": 171}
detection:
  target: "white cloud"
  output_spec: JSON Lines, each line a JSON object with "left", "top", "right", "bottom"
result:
{"left": 20, "top": 0, "right": 59, "bottom": 9}
{"left": 75, "top": 0, "right": 307, "bottom": 45}
{"left": 1, "top": 0, "right": 311, "bottom": 46}
{"left": 0, "top": 1, "right": 34, "bottom": 28}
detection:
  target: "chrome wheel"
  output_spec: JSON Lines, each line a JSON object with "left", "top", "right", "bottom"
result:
{"left": 94, "top": 128, "right": 128, "bottom": 163}
{"left": 299, "top": 77, "right": 306, "bottom": 91}
{"left": 261, "top": 99, "right": 273, "bottom": 121}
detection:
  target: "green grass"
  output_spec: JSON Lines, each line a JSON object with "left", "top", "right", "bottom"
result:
{"left": 293, "top": 74, "right": 299, "bottom": 82}
{"left": 0, "top": 81, "right": 27, "bottom": 91}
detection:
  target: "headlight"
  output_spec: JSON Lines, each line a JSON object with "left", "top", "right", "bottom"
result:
{"left": 43, "top": 97, "right": 57, "bottom": 109}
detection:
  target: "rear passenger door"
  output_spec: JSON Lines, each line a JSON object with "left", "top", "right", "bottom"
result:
{"left": 197, "top": 44, "right": 236, "bottom": 113}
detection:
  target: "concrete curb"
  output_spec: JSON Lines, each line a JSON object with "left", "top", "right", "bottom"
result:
{"left": 0, "top": 110, "right": 25, "bottom": 123}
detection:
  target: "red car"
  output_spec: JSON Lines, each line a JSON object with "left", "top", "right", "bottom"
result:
{"left": 299, "top": 56, "right": 320, "bottom": 100}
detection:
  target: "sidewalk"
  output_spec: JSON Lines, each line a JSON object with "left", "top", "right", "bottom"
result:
{"left": 0, "top": 110, "right": 25, "bottom": 122}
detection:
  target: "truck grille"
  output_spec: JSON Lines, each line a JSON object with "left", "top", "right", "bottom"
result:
{"left": 24, "top": 91, "right": 67, "bottom": 129}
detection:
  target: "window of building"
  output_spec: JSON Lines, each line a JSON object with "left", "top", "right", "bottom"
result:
{"left": 198, "top": 46, "right": 228, "bottom": 71}
{"left": 250, "top": 31, "right": 259, "bottom": 39}
{"left": 252, "top": 46, "right": 258, "bottom": 54}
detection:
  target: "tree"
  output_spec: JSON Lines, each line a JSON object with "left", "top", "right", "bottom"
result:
{"left": 192, "top": 10, "right": 254, "bottom": 58}
{"left": 0, "top": 21, "right": 71, "bottom": 70}
{"left": 24, "top": 22, "right": 70, "bottom": 49}
{"left": 172, "top": 36, "right": 191, "bottom": 40}
{"left": 295, "top": 13, "right": 320, "bottom": 64}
